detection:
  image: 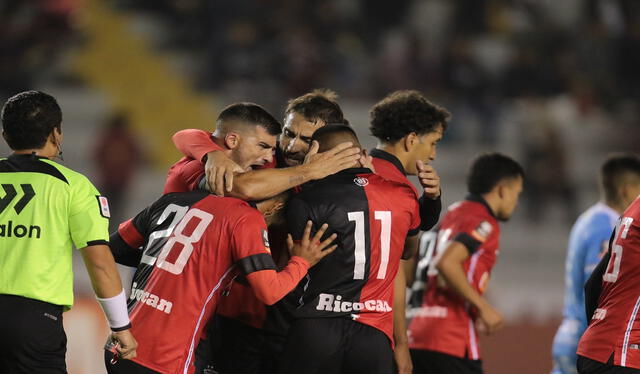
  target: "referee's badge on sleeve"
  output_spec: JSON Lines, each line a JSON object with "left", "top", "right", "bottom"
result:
{"left": 97, "top": 196, "right": 111, "bottom": 218}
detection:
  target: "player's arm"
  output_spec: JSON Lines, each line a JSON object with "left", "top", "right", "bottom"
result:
{"left": 393, "top": 264, "right": 412, "bottom": 374}
{"left": 436, "top": 241, "right": 504, "bottom": 334}
{"left": 211, "top": 141, "right": 361, "bottom": 199}
{"left": 243, "top": 221, "right": 337, "bottom": 305}
{"left": 416, "top": 160, "right": 442, "bottom": 230}
{"left": 584, "top": 229, "right": 615, "bottom": 321}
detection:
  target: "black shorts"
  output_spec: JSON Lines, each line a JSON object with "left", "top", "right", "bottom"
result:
{"left": 577, "top": 355, "right": 640, "bottom": 374}
{"left": 0, "top": 294, "right": 67, "bottom": 374}
{"left": 211, "top": 315, "right": 287, "bottom": 374}
{"left": 410, "top": 349, "right": 483, "bottom": 374}
{"left": 104, "top": 350, "right": 160, "bottom": 374}
{"left": 278, "top": 317, "right": 393, "bottom": 374}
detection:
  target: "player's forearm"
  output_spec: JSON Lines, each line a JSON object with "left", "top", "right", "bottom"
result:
{"left": 419, "top": 194, "right": 442, "bottom": 231}
{"left": 246, "top": 256, "right": 310, "bottom": 305}
{"left": 172, "top": 129, "right": 219, "bottom": 161}
{"left": 393, "top": 267, "right": 410, "bottom": 345}
{"left": 436, "top": 257, "right": 488, "bottom": 311}
{"left": 229, "top": 165, "right": 315, "bottom": 200}
{"left": 80, "top": 244, "right": 126, "bottom": 298}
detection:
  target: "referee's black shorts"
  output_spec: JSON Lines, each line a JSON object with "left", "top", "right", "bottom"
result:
{"left": 410, "top": 349, "right": 483, "bottom": 374}
{"left": 0, "top": 294, "right": 67, "bottom": 374}
{"left": 577, "top": 354, "right": 640, "bottom": 374}
{"left": 278, "top": 317, "right": 393, "bottom": 374}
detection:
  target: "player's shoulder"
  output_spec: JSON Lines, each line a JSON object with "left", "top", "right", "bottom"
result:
{"left": 574, "top": 203, "right": 618, "bottom": 236}
{"left": 40, "top": 159, "right": 95, "bottom": 189}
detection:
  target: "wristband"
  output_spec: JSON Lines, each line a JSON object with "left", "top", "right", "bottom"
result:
{"left": 97, "top": 289, "right": 131, "bottom": 331}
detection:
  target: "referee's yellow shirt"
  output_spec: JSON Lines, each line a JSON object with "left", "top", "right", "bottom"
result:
{"left": 0, "top": 154, "right": 110, "bottom": 309}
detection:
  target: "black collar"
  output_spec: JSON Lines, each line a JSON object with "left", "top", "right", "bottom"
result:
{"left": 369, "top": 149, "right": 406, "bottom": 175}
{"left": 336, "top": 167, "right": 373, "bottom": 175}
{"left": 8, "top": 152, "right": 49, "bottom": 160}
{"left": 465, "top": 194, "right": 497, "bottom": 219}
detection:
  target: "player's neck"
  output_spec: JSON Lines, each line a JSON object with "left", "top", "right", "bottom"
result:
{"left": 605, "top": 199, "right": 625, "bottom": 215}
{"left": 481, "top": 192, "right": 500, "bottom": 217}
{"left": 376, "top": 143, "right": 411, "bottom": 172}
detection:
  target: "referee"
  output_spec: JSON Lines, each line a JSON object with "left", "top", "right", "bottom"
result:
{"left": 0, "top": 91, "right": 137, "bottom": 373}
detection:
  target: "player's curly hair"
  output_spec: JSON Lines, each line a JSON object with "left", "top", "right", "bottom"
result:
{"left": 369, "top": 90, "right": 450, "bottom": 143}
{"left": 285, "top": 89, "right": 347, "bottom": 125}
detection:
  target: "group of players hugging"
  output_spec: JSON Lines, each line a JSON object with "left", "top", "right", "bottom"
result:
{"left": 106, "top": 88, "right": 640, "bottom": 374}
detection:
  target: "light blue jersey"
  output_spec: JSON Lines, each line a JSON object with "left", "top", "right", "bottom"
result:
{"left": 551, "top": 202, "right": 619, "bottom": 374}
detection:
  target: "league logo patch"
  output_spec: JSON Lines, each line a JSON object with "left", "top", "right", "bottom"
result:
{"left": 262, "top": 229, "right": 271, "bottom": 253}
{"left": 97, "top": 196, "right": 111, "bottom": 218}
{"left": 354, "top": 177, "right": 369, "bottom": 187}
{"left": 471, "top": 221, "right": 492, "bottom": 242}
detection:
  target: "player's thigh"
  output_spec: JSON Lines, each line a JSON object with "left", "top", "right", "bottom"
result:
{"left": 277, "top": 318, "right": 344, "bottom": 374}
{"left": 105, "top": 350, "right": 160, "bottom": 374}
{"left": 342, "top": 322, "right": 393, "bottom": 374}
{"left": 410, "top": 349, "right": 483, "bottom": 374}
{"left": 212, "top": 316, "right": 272, "bottom": 374}
{"left": 0, "top": 295, "right": 67, "bottom": 373}
{"left": 577, "top": 355, "right": 640, "bottom": 374}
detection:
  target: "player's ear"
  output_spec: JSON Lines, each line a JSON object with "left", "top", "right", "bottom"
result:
{"left": 404, "top": 132, "right": 417, "bottom": 152}
{"left": 224, "top": 132, "right": 240, "bottom": 149}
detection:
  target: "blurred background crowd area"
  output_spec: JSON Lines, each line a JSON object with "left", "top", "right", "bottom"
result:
{"left": 1, "top": 0, "right": 639, "bottom": 373}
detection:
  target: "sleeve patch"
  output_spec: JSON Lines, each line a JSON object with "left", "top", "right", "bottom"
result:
{"left": 97, "top": 196, "right": 111, "bottom": 218}
{"left": 470, "top": 220, "right": 492, "bottom": 242}
{"left": 262, "top": 229, "right": 271, "bottom": 253}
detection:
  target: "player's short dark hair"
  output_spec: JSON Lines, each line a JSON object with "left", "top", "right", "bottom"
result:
{"left": 369, "top": 90, "right": 450, "bottom": 143}
{"left": 285, "top": 89, "right": 346, "bottom": 125}
{"left": 600, "top": 154, "right": 640, "bottom": 202}
{"left": 467, "top": 153, "right": 525, "bottom": 195}
{"left": 311, "top": 123, "right": 360, "bottom": 152}
{"left": 1, "top": 90, "right": 62, "bottom": 150}
{"left": 217, "top": 102, "right": 282, "bottom": 136}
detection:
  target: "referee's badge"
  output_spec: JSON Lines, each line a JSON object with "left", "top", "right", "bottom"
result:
{"left": 97, "top": 196, "right": 111, "bottom": 218}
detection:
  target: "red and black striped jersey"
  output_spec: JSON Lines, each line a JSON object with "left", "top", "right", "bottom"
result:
{"left": 285, "top": 168, "right": 420, "bottom": 344}
{"left": 407, "top": 195, "right": 500, "bottom": 360}
{"left": 578, "top": 196, "right": 640, "bottom": 369}
{"left": 110, "top": 192, "right": 309, "bottom": 374}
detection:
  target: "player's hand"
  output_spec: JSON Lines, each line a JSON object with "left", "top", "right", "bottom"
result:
{"left": 393, "top": 341, "right": 413, "bottom": 374}
{"left": 111, "top": 329, "right": 138, "bottom": 360}
{"left": 359, "top": 149, "right": 376, "bottom": 173}
{"left": 204, "top": 151, "right": 244, "bottom": 196}
{"left": 287, "top": 221, "right": 338, "bottom": 266}
{"left": 416, "top": 160, "right": 440, "bottom": 199}
{"left": 476, "top": 303, "right": 504, "bottom": 335}
{"left": 303, "top": 141, "right": 361, "bottom": 180}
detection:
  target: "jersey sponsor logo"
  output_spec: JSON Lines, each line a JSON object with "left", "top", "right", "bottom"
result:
{"left": 316, "top": 293, "right": 392, "bottom": 313}
{"left": 353, "top": 177, "right": 369, "bottom": 187}
{"left": 129, "top": 282, "right": 173, "bottom": 314}
{"left": 97, "top": 196, "right": 111, "bottom": 218}
{"left": 470, "top": 221, "right": 492, "bottom": 242}
{"left": 406, "top": 305, "right": 448, "bottom": 318}
{"left": 0, "top": 220, "right": 41, "bottom": 239}
{"left": 0, "top": 183, "right": 35, "bottom": 214}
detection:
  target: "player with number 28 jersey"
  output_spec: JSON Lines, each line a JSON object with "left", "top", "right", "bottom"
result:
{"left": 108, "top": 191, "right": 314, "bottom": 374}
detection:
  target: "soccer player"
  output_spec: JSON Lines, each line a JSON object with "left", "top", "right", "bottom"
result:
{"left": 105, "top": 191, "right": 337, "bottom": 374}
{"left": 0, "top": 91, "right": 137, "bottom": 373}
{"left": 407, "top": 153, "right": 524, "bottom": 374}
{"left": 576, "top": 170, "right": 640, "bottom": 373}
{"left": 166, "top": 91, "right": 361, "bottom": 374}
{"left": 368, "top": 90, "right": 450, "bottom": 372}
{"left": 552, "top": 155, "right": 640, "bottom": 374}
{"left": 278, "top": 124, "right": 421, "bottom": 374}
